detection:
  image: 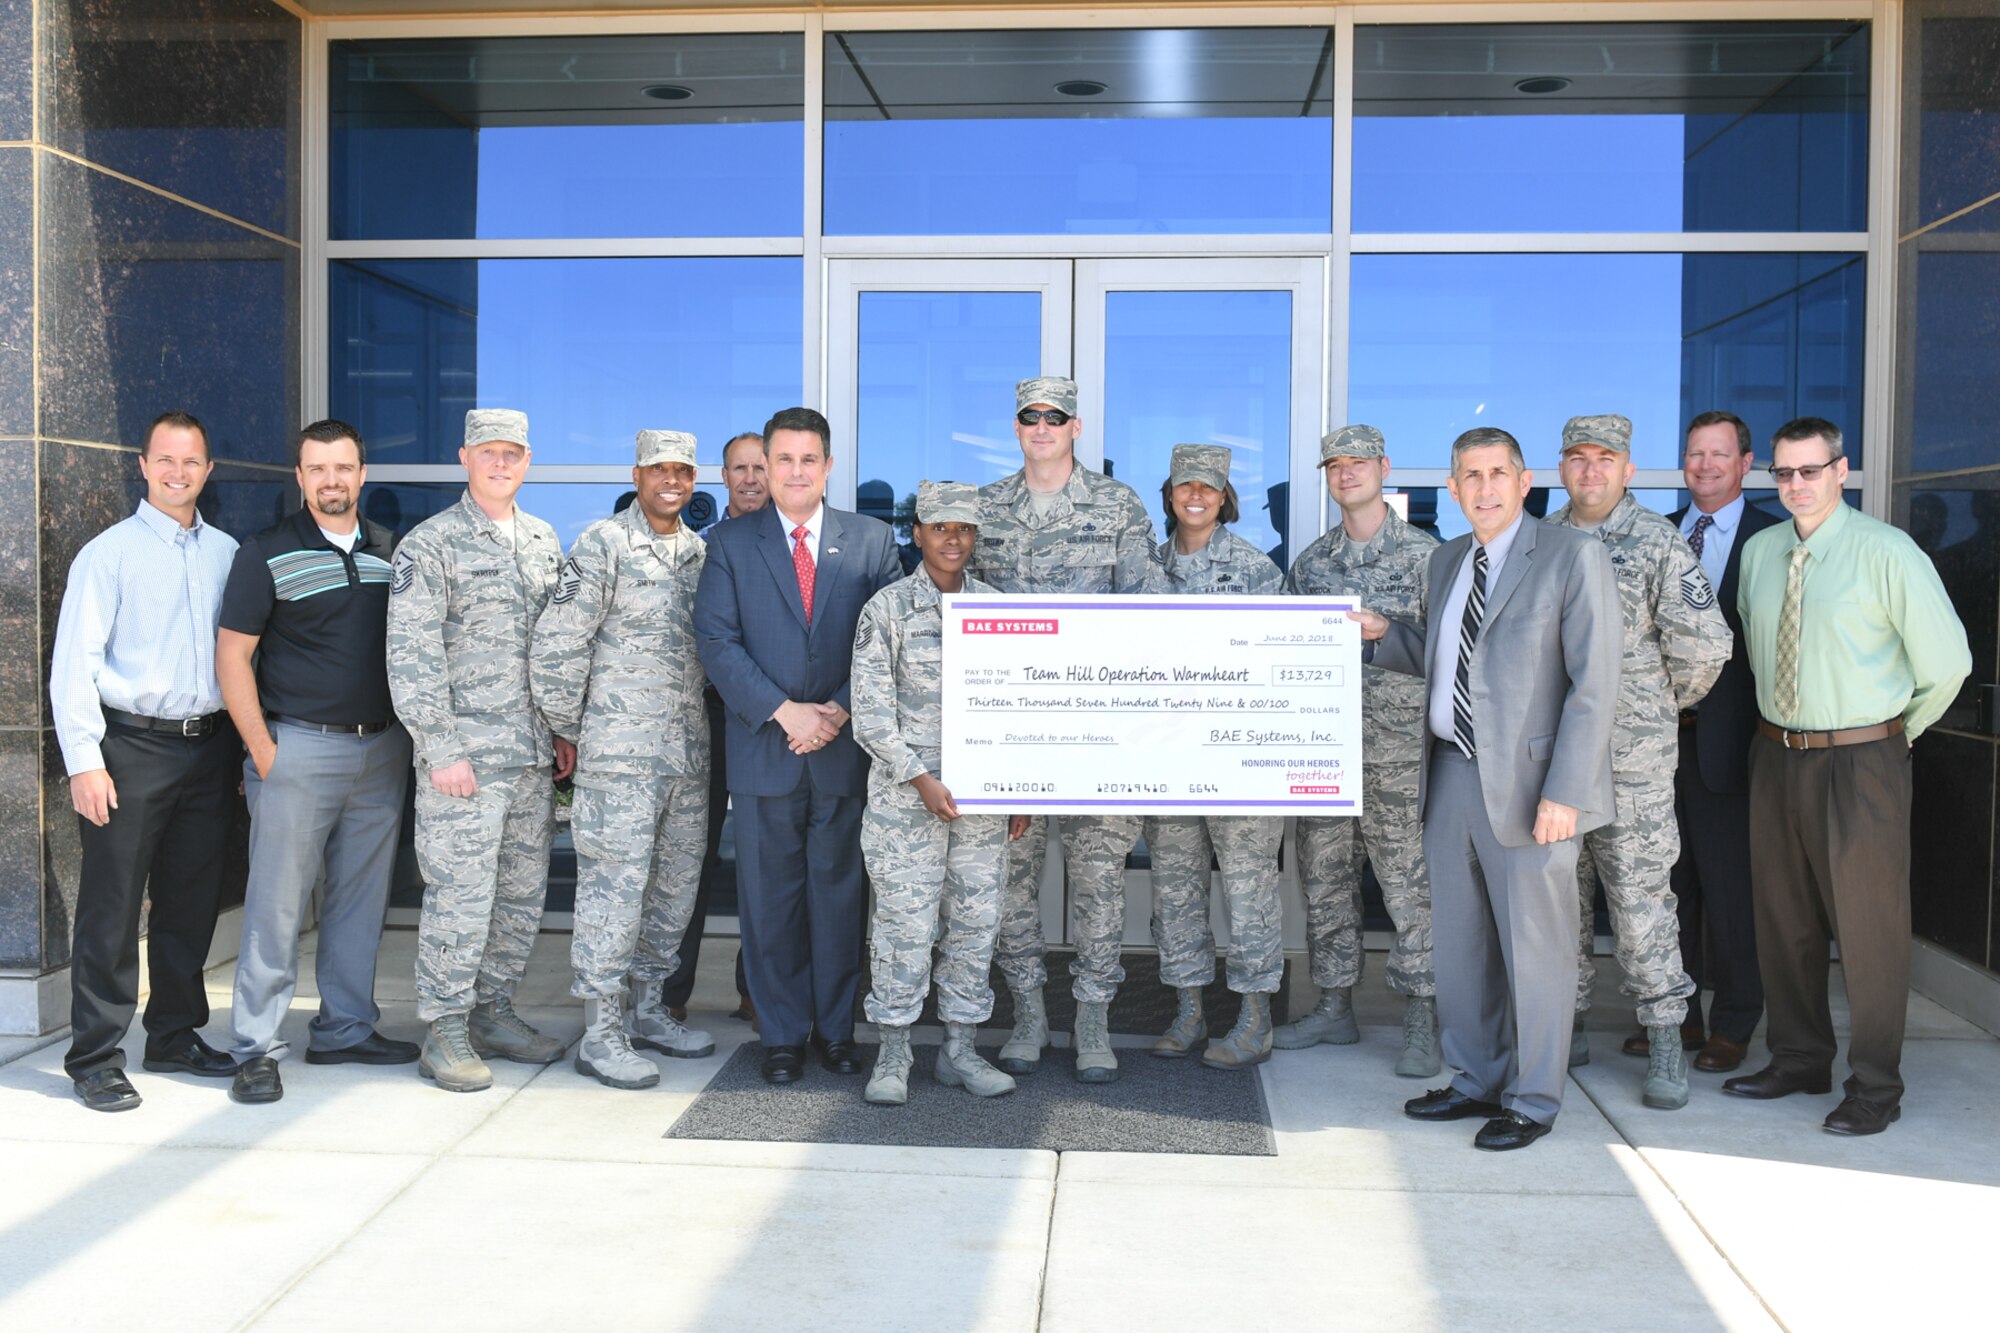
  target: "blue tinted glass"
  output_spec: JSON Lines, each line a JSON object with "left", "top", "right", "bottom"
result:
{"left": 1348, "top": 253, "right": 1866, "bottom": 470}
{"left": 331, "top": 35, "right": 804, "bottom": 239}
{"left": 825, "top": 29, "right": 1332, "bottom": 236}
{"left": 1354, "top": 22, "right": 1869, "bottom": 232}
{"left": 854, "top": 291, "right": 1042, "bottom": 537}
{"left": 1913, "top": 251, "right": 2000, "bottom": 474}
{"left": 1101, "top": 290, "right": 1291, "bottom": 566}
{"left": 330, "top": 257, "right": 802, "bottom": 465}
{"left": 1915, "top": 16, "right": 2000, "bottom": 232}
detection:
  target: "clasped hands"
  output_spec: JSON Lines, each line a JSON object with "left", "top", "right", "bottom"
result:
{"left": 775, "top": 699, "right": 848, "bottom": 755}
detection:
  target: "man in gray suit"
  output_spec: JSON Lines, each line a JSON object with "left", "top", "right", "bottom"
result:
{"left": 1357, "top": 427, "right": 1621, "bottom": 1151}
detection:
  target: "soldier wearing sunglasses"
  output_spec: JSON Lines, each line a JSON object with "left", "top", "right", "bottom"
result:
{"left": 969, "top": 376, "right": 1165, "bottom": 1085}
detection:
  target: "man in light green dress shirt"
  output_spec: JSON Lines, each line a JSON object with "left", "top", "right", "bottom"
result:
{"left": 1727, "top": 417, "right": 1970, "bottom": 1137}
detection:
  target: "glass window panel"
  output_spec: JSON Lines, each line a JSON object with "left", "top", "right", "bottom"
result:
{"left": 1912, "top": 252, "right": 2000, "bottom": 475}
{"left": 1101, "top": 289, "right": 1291, "bottom": 567}
{"left": 1353, "top": 22, "right": 1869, "bottom": 232}
{"left": 330, "top": 257, "right": 803, "bottom": 466}
{"left": 1914, "top": 14, "right": 2000, "bottom": 233}
{"left": 854, "top": 291, "right": 1043, "bottom": 546}
{"left": 1348, "top": 253, "right": 1866, "bottom": 472}
{"left": 331, "top": 34, "right": 804, "bottom": 239}
{"left": 825, "top": 28, "right": 1332, "bottom": 235}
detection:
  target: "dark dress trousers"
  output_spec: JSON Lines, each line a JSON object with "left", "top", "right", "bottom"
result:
{"left": 1667, "top": 500, "right": 1782, "bottom": 1043}
{"left": 693, "top": 504, "right": 902, "bottom": 1048}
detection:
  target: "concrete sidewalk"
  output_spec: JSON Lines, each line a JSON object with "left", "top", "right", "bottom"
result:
{"left": 0, "top": 931, "right": 1993, "bottom": 1331}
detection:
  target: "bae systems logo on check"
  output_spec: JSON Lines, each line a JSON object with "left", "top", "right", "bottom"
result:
{"left": 962, "top": 619, "right": 1060, "bottom": 634}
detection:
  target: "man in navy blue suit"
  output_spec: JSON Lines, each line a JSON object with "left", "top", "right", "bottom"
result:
{"left": 694, "top": 407, "right": 903, "bottom": 1084}
{"left": 1658, "top": 410, "right": 1782, "bottom": 1074}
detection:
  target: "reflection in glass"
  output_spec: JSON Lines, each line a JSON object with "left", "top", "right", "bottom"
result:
{"left": 331, "top": 35, "right": 804, "bottom": 239}
{"left": 1912, "top": 252, "right": 2000, "bottom": 475}
{"left": 855, "top": 291, "right": 1042, "bottom": 540}
{"left": 1353, "top": 22, "right": 1869, "bottom": 232}
{"left": 330, "top": 258, "right": 803, "bottom": 466}
{"left": 1348, "top": 253, "right": 1865, "bottom": 471}
{"left": 1101, "top": 290, "right": 1290, "bottom": 567}
{"left": 1897, "top": 482, "right": 1999, "bottom": 729}
{"left": 825, "top": 28, "right": 1332, "bottom": 235}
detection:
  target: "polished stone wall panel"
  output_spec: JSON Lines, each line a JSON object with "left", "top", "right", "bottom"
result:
{"left": 40, "top": 0, "right": 301, "bottom": 238}
{"left": 1911, "top": 730, "right": 1995, "bottom": 969}
{"left": 0, "top": 148, "right": 30, "bottom": 439}
{"left": 38, "top": 153, "right": 296, "bottom": 464}
{"left": 37, "top": 727, "right": 76, "bottom": 969}
{"left": 38, "top": 441, "right": 141, "bottom": 695}
{"left": 1915, "top": 13, "right": 2000, "bottom": 233}
{"left": 1903, "top": 481, "right": 2000, "bottom": 733}
{"left": 0, "top": 0, "right": 28, "bottom": 143}
{"left": 0, "top": 440, "right": 36, "bottom": 729}
{"left": 0, "top": 728, "right": 41, "bottom": 968}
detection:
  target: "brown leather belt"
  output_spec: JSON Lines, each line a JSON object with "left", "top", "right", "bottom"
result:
{"left": 1678, "top": 710, "right": 1699, "bottom": 728}
{"left": 1758, "top": 718, "right": 1904, "bottom": 751}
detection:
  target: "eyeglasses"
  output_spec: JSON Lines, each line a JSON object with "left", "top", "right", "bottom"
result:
{"left": 1769, "top": 460, "right": 1839, "bottom": 483}
{"left": 1016, "top": 409, "right": 1072, "bottom": 427}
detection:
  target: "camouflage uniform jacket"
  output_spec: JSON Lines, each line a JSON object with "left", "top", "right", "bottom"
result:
{"left": 1158, "top": 526, "right": 1283, "bottom": 596}
{"left": 389, "top": 489, "right": 561, "bottom": 771}
{"left": 851, "top": 566, "right": 998, "bottom": 788}
{"left": 1285, "top": 505, "right": 1438, "bottom": 760}
{"left": 969, "top": 463, "right": 1165, "bottom": 595}
{"left": 1547, "top": 492, "right": 1731, "bottom": 775}
{"left": 530, "top": 503, "right": 708, "bottom": 779}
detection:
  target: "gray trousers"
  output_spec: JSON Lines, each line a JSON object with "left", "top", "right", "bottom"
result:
{"left": 229, "top": 721, "right": 412, "bottom": 1061}
{"left": 1426, "top": 747, "right": 1580, "bottom": 1126}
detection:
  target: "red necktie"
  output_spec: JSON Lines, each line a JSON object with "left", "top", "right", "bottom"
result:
{"left": 792, "top": 524, "right": 815, "bottom": 625}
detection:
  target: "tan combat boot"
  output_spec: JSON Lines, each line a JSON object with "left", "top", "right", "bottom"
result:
{"left": 935, "top": 1022, "right": 1016, "bottom": 1097}
{"left": 1202, "top": 993, "right": 1273, "bottom": 1070}
{"left": 1073, "top": 1000, "right": 1118, "bottom": 1084}
{"left": 997, "top": 987, "right": 1047, "bottom": 1075}
{"left": 419, "top": 1012, "right": 493, "bottom": 1093}
{"left": 469, "top": 995, "right": 566, "bottom": 1065}
{"left": 1151, "top": 986, "right": 1207, "bottom": 1059}
{"left": 865, "top": 1026, "right": 914, "bottom": 1105}
{"left": 1271, "top": 987, "right": 1358, "bottom": 1049}
{"left": 1396, "top": 995, "right": 1443, "bottom": 1078}
{"left": 575, "top": 997, "right": 659, "bottom": 1090}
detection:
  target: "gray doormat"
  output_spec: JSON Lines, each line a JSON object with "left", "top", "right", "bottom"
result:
{"left": 877, "top": 950, "right": 1293, "bottom": 1036}
{"left": 664, "top": 1041, "right": 1276, "bottom": 1156}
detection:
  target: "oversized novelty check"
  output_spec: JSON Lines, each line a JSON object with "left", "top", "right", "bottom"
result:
{"left": 940, "top": 593, "right": 1363, "bottom": 817}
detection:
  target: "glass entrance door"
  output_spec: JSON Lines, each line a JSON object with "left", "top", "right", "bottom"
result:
{"left": 825, "top": 256, "right": 1320, "bottom": 950}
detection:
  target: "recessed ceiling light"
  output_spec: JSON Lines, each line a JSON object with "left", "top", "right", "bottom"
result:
{"left": 1055, "top": 80, "right": 1107, "bottom": 97}
{"left": 642, "top": 84, "right": 694, "bottom": 101}
{"left": 1514, "top": 76, "right": 1571, "bottom": 95}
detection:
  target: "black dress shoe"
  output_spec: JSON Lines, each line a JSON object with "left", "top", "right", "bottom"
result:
{"left": 814, "top": 1038, "right": 861, "bottom": 1074}
{"left": 73, "top": 1068, "right": 142, "bottom": 1112}
{"left": 761, "top": 1045, "right": 805, "bottom": 1085}
{"left": 1822, "top": 1096, "right": 1901, "bottom": 1136}
{"left": 1404, "top": 1086, "right": 1505, "bottom": 1122}
{"left": 142, "top": 1034, "right": 237, "bottom": 1078}
{"left": 305, "top": 1030, "right": 421, "bottom": 1066}
{"left": 1722, "top": 1064, "right": 1833, "bottom": 1100}
{"left": 1474, "top": 1111, "right": 1554, "bottom": 1151}
{"left": 230, "top": 1056, "right": 284, "bottom": 1104}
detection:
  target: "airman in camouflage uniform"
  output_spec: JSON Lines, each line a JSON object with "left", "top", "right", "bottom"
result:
{"left": 531, "top": 429, "right": 717, "bottom": 1091}
{"left": 389, "top": 408, "right": 568, "bottom": 1092}
{"left": 1277, "top": 425, "right": 1443, "bottom": 1077}
{"left": 854, "top": 481, "right": 1016, "bottom": 1106}
{"left": 1144, "top": 444, "right": 1287, "bottom": 1072}
{"left": 969, "top": 375, "right": 1166, "bottom": 1085}
{"left": 1548, "top": 413, "right": 1730, "bottom": 1110}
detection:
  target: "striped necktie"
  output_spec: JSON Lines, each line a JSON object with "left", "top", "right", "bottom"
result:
{"left": 1453, "top": 545, "right": 1488, "bottom": 759}
{"left": 1774, "top": 543, "right": 1809, "bottom": 721}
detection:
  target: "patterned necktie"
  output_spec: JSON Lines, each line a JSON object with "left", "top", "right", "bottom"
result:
{"left": 1774, "top": 543, "right": 1809, "bottom": 721}
{"left": 1453, "top": 545, "right": 1489, "bottom": 759}
{"left": 792, "top": 524, "right": 816, "bottom": 626}
{"left": 1687, "top": 513, "right": 1714, "bottom": 559}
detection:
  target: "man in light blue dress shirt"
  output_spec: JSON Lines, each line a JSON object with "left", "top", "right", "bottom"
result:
{"left": 50, "top": 411, "right": 243, "bottom": 1112}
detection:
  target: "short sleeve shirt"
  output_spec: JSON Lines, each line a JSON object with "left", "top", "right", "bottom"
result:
{"left": 219, "top": 507, "right": 399, "bottom": 724}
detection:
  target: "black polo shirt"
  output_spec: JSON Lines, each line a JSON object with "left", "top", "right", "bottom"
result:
{"left": 219, "top": 507, "right": 399, "bottom": 725}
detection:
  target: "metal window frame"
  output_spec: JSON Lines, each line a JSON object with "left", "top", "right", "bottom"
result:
{"left": 301, "top": 1, "right": 1895, "bottom": 531}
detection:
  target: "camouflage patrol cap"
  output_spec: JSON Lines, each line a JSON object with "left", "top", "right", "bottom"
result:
{"left": 636, "top": 429, "right": 697, "bottom": 468}
{"left": 916, "top": 480, "right": 980, "bottom": 527}
{"left": 1015, "top": 376, "right": 1079, "bottom": 416}
{"left": 1319, "top": 424, "right": 1386, "bottom": 464}
{"left": 1169, "top": 443, "right": 1231, "bottom": 491}
{"left": 464, "top": 408, "right": 529, "bottom": 450}
{"left": 1561, "top": 414, "right": 1633, "bottom": 455}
